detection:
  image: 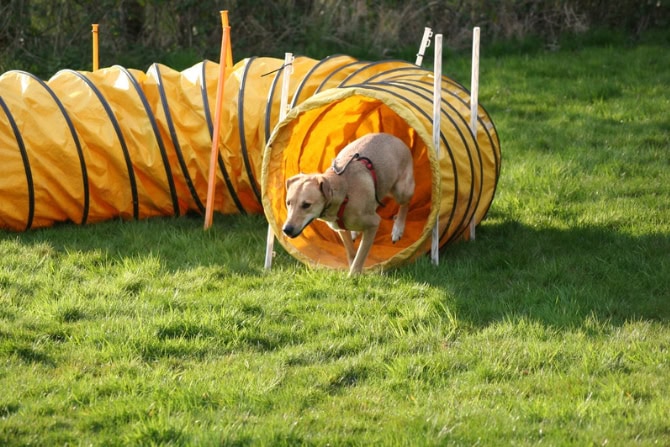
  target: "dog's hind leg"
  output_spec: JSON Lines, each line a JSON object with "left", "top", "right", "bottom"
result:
{"left": 391, "top": 165, "right": 415, "bottom": 243}
{"left": 338, "top": 230, "right": 357, "bottom": 266}
{"left": 392, "top": 204, "right": 409, "bottom": 243}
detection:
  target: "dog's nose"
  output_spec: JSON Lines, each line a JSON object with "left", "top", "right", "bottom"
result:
{"left": 282, "top": 224, "right": 296, "bottom": 238}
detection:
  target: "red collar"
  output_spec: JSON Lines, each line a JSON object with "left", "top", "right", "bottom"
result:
{"left": 336, "top": 197, "right": 349, "bottom": 229}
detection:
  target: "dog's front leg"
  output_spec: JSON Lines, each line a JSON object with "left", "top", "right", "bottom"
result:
{"left": 349, "top": 226, "right": 378, "bottom": 276}
{"left": 338, "top": 230, "right": 357, "bottom": 266}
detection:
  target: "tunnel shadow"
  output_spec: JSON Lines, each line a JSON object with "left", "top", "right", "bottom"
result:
{"left": 402, "top": 218, "right": 670, "bottom": 329}
{"left": 1, "top": 213, "right": 274, "bottom": 276}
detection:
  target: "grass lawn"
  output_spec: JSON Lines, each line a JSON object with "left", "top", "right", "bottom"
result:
{"left": 1, "top": 34, "right": 669, "bottom": 445}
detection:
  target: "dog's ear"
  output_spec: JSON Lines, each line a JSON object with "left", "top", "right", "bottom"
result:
{"left": 318, "top": 177, "right": 333, "bottom": 203}
{"left": 286, "top": 174, "right": 302, "bottom": 190}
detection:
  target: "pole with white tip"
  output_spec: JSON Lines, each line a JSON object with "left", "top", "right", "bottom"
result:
{"left": 431, "top": 34, "right": 443, "bottom": 266}
{"left": 468, "top": 26, "right": 480, "bottom": 241}
{"left": 415, "top": 27, "right": 433, "bottom": 66}
{"left": 265, "top": 52, "right": 294, "bottom": 270}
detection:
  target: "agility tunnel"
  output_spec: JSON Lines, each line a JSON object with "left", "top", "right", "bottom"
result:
{"left": 262, "top": 56, "right": 500, "bottom": 271}
{"left": 0, "top": 54, "right": 499, "bottom": 271}
{"left": 0, "top": 58, "right": 281, "bottom": 230}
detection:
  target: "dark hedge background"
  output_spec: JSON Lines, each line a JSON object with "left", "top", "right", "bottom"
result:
{"left": 1, "top": 0, "right": 668, "bottom": 77}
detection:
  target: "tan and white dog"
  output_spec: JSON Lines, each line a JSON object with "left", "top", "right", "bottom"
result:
{"left": 282, "top": 133, "right": 415, "bottom": 275}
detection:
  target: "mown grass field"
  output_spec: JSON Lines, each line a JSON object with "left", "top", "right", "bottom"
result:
{"left": 1, "top": 35, "right": 669, "bottom": 445}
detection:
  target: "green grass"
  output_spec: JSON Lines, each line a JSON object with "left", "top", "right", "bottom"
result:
{"left": 2, "top": 37, "right": 670, "bottom": 445}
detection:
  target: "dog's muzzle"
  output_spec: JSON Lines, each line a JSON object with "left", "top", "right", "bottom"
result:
{"left": 282, "top": 224, "right": 300, "bottom": 238}
{"left": 282, "top": 216, "right": 315, "bottom": 238}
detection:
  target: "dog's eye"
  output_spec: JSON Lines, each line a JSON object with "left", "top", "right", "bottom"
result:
{"left": 301, "top": 202, "right": 311, "bottom": 210}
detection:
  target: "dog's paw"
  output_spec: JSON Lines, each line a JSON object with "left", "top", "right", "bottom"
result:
{"left": 391, "top": 223, "right": 404, "bottom": 243}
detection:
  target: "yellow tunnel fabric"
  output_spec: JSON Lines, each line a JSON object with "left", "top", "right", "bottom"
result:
{"left": 0, "top": 56, "right": 500, "bottom": 271}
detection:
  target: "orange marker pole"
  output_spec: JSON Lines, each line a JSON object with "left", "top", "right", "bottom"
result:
{"left": 204, "top": 11, "right": 231, "bottom": 229}
{"left": 91, "top": 24, "right": 99, "bottom": 71}
{"left": 220, "top": 10, "right": 233, "bottom": 68}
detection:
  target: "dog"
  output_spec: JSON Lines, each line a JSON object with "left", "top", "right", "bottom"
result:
{"left": 282, "top": 133, "right": 415, "bottom": 275}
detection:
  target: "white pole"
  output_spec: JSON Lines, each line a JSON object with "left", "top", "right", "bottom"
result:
{"left": 431, "top": 34, "right": 442, "bottom": 266}
{"left": 415, "top": 27, "right": 433, "bottom": 66}
{"left": 278, "top": 53, "right": 294, "bottom": 121}
{"left": 265, "top": 52, "right": 294, "bottom": 270}
{"left": 468, "top": 27, "right": 480, "bottom": 241}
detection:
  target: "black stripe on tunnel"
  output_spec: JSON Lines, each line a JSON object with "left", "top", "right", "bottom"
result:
{"left": 264, "top": 58, "right": 284, "bottom": 145}
{"left": 152, "top": 63, "right": 206, "bottom": 214}
{"left": 24, "top": 70, "right": 90, "bottom": 225}
{"left": 0, "top": 95, "right": 34, "bottom": 231}
{"left": 200, "top": 60, "right": 246, "bottom": 214}
{"left": 116, "top": 66, "right": 180, "bottom": 217}
{"left": 64, "top": 69, "right": 140, "bottom": 220}
{"left": 291, "top": 54, "right": 347, "bottom": 108}
{"left": 337, "top": 60, "right": 416, "bottom": 86}
{"left": 313, "top": 60, "right": 366, "bottom": 94}
{"left": 237, "top": 57, "right": 263, "bottom": 206}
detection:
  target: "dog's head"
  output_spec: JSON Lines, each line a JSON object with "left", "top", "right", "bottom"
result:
{"left": 282, "top": 173, "right": 332, "bottom": 238}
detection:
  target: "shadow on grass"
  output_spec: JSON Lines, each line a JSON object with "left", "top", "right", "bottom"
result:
{"left": 4, "top": 214, "right": 668, "bottom": 329}
{"left": 404, "top": 219, "right": 670, "bottom": 328}
{"left": 2, "top": 213, "right": 274, "bottom": 276}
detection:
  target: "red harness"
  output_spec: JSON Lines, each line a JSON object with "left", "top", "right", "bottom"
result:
{"left": 334, "top": 155, "right": 383, "bottom": 230}
{"left": 336, "top": 197, "right": 349, "bottom": 229}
